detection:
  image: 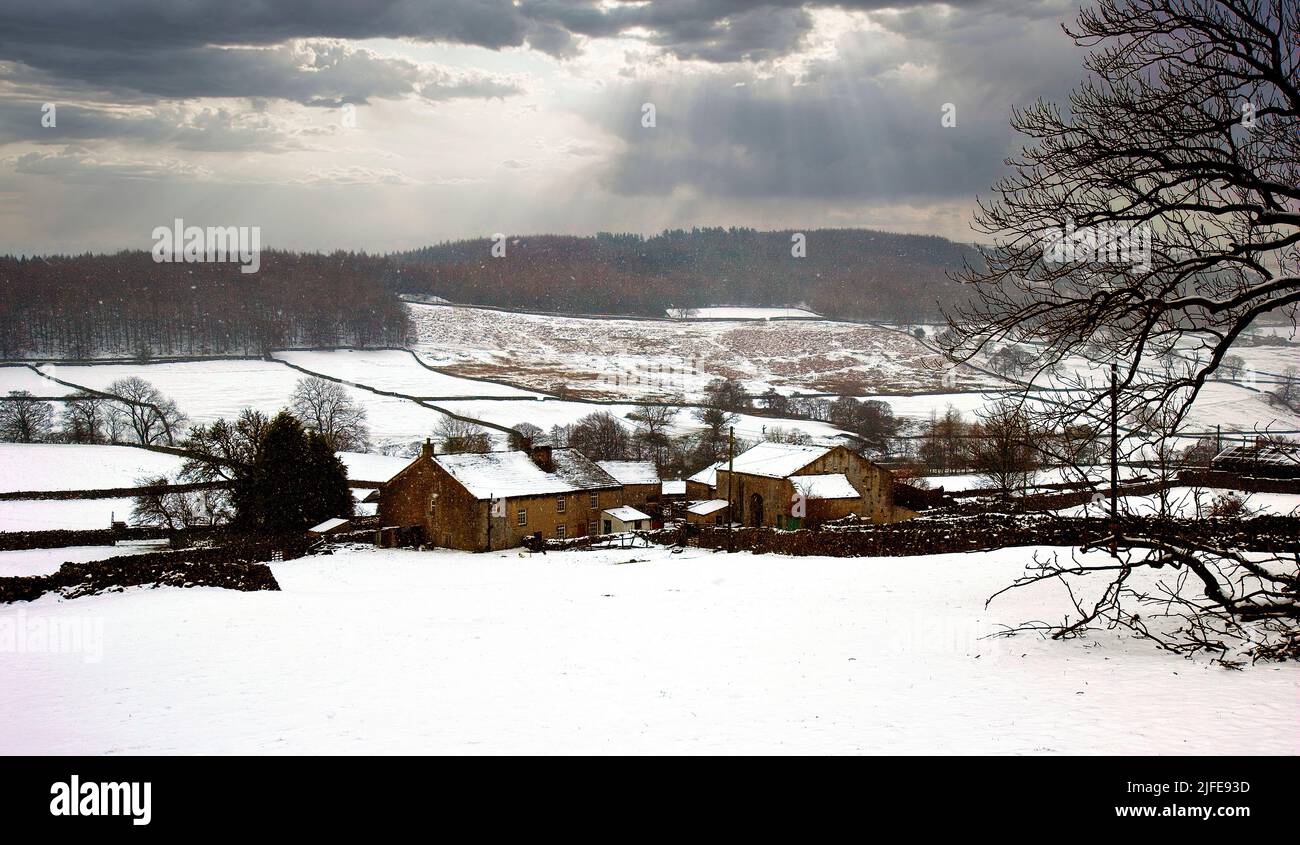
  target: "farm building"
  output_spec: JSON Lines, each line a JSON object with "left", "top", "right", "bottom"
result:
{"left": 1212, "top": 441, "right": 1300, "bottom": 479}
{"left": 714, "top": 442, "right": 913, "bottom": 528}
{"left": 686, "top": 461, "right": 722, "bottom": 499}
{"left": 378, "top": 441, "right": 622, "bottom": 550}
{"left": 600, "top": 506, "right": 652, "bottom": 534}
{"left": 596, "top": 461, "right": 661, "bottom": 513}
{"left": 308, "top": 517, "right": 352, "bottom": 538}
{"left": 686, "top": 498, "right": 730, "bottom": 526}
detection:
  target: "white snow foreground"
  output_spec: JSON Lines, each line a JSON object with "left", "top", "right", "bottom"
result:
{"left": 0, "top": 544, "right": 1294, "bottom": 755}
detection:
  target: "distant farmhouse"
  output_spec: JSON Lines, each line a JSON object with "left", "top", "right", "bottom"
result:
{"left": 703, "top": 442, "right": 914, "bottom": 528}
{"left": 379, "top": 441, "right": 623, "bottom": 550}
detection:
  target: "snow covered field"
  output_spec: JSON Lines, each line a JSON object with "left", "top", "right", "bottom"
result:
{"left": 0, "top": 544, "right": 1293, "bottom": 754}
{"left": 0, "top": 365, "right": 73, "bottom": 396}
{"left": 273, "top": 350, "right": 539, "bottom": 399}
{"left": 1061, "top": 487, "right": 1300, "bottom": 518}
{"left": 37, "top": 360, "right": 468, "bottom": 451}
{"left": 0, "top": 545, "right": 151, "bottom": 577}
{"left": 0, "top": 497, "right": 137, "bottom": 532}
{"left": 0, "top": 444, "right": 186, "bottom": 493}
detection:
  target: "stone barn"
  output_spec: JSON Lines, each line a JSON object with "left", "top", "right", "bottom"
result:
{"left": 685, "top": 461, "right": 721, "bottom": 500}
{"left": 378, "top": 441, "right": 622, "bottom": 551}
{"left": 713, "top": 442, "right": 913, "bottom": 528}
{"left": 596, "top": 460, "right": 661, "bottom": 514}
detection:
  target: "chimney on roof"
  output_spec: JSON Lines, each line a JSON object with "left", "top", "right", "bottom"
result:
{"left": 421, "top": 438, "right": 433, "bottom": 459}
{"left": 530, "top": 442, "right": 554, "bottom": 471}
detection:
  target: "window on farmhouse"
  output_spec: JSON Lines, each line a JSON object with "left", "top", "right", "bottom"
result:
{"left": 557, "top": 495, "right": 566, "bottom": 513}
{"left": 587, "top": 521, "right": 597, "bottom": 536}
{"left": 429, "top": 496, "right": 437, "bottom": 516}
{"left": 517, "top": 508, "right": 527, "bottom": 526}
{"left": 589, "top": 491, "right": 598, "bottom": 508}
{"left": 556, "top": 525, "right": 566, "bottom": 539}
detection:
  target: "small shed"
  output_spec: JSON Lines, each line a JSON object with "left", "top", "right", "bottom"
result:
{"left": 308, "top": 517, "right": 352, "bottom": 538}
{"left": 600, "top": 506, "right": 652, "bottom": 534}
{"left": 686, "top": 498, "right": 730, "bottom": 526}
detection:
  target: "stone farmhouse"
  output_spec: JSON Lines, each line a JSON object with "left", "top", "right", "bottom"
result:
{"left": 710, "top": 442, "right": 913, "bottom": 528}
{"left": 379, "top": 441, "right": 623, "bottom": 551}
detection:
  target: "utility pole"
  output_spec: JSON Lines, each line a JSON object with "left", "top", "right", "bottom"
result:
{"left": 486, "top": 493, "right": 493, "bottom": 553}
{"left": 727, "top": 426, "right": 735, "bottom": 552}
{"left": 1110, "top": 363, "right": 1118, "bottom": 521}
{"left": 1109, "top": 363, "right": 1119, "bottom": 556}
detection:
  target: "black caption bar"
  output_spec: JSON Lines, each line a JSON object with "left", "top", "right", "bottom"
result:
{"left": 0, "top": 756, "right": 1290, "bottom": 833}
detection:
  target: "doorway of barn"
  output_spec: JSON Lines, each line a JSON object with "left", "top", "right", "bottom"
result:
{"left": 748, "top": 493, "right": 764, "bottom": 527}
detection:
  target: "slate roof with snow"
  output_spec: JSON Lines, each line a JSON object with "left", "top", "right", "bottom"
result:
{"left": 726, "top": 442, "right": 833, "bottom": 478}
{"left": 596, "top": 460, "right": 660, "bottom": 485}
{"left": 661, "top": 479, "right": 686, "bottom": 496}
{"left": 434, "top": 449, "right": 620, "bottom": 500}
{"left": 309, "top": 517, "right": 350, "bottom": 534}
{"left": 792, "top": 473, "right": 860, "bottom": 499}
{"left": 1213, "top": 442, "right": 1300, "bottom": 469}
{"left": 687, "top": 499, "right": 729, "bottom": 516}
{"left": 688, "top": 462, "right": 722, "bottom": 486}
{"left": 338, "top": 451, "right": 411, "bottom": 485}
{"left": 602, "top": 506, "right": 651, "bottom": 523}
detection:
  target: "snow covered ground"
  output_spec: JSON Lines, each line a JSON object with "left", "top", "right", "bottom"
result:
{"left": 0, "top": 498, "right": 137, "bottom": 532}
{"left": 0, "top": 444, "right": 186, "bottom": 493}
{"left": 0, "top": 544, "right": 1293, "bottom": 754}
{"left": 0, "top": 545, "right": 152, "bottom": 577}
{"left": 37, "top": 360, "right": 469, "bottom": 451}
{"left": 1060, "top": 487, "right": 1300, "bottom": 518}
{"left": 273, "top": 350, "right": 539, "bottom": 398}
{"left": 0, "top": 365, "right": 73, "bottom": 396}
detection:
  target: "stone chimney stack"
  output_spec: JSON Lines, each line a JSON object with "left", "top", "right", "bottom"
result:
{"left": 530, "top": 442, "right": 554, "bottom": 471}
{"left": 421, "top": 438, "right": 433, "bottom": 459}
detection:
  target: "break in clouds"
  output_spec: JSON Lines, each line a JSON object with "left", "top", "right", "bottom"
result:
{"left": 0, "top": 0, "right": 1085, "bottom": 252}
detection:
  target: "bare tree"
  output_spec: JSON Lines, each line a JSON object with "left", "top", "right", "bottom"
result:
{"left": 965, "top": 400, "right": 1040, "bottom": 498}
{"left": 945, "top": 0, "right": 1299, "bottom": 660}
{"left": 434, "top": 417, "right": 490, "bottom": 454}
{"left": 567, "top": 411, "right": 630, "bottom": 460}
{"left": 628, "top": 399, "right": 679, "bottom": 467}
{"left": 60, "top": 391, "right": 108, "bottom": 444}
{"left": 1274, "top": 366, "right": 1300, "bottom": 409}
{"left": 131, "top": 475, "right": 227, "bottom": 530}
{"left": 0, "top": 390, "right": 54, "bottom": 442}
{"left": 290, "top": 376, "right": 370, "bottom": 452}
{"left": 507, "top": 422, "right": 545, "bottom": 451}
{"left": 918, "top": 406, "right": 968, "bottom": 474}
{"left": 104, "top": 377, "right": 186, "bottom": 446}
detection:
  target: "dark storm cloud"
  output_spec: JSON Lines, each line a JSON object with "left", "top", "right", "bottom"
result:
{"left": 590, "top": 2, "right": 1086, "bottom": 204}
{"left": 0, "top": 0, "right": 1042, "bottom": 104}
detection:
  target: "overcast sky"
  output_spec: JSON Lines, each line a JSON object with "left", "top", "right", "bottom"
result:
{"left": 0, "top": 0, "right": 1088, "bottom": 254}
